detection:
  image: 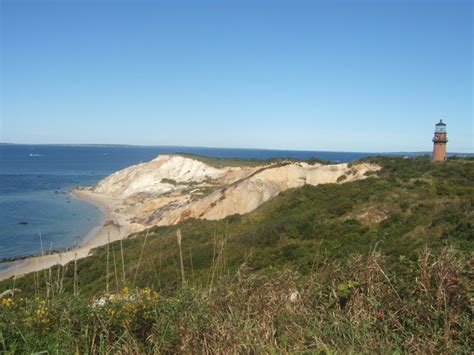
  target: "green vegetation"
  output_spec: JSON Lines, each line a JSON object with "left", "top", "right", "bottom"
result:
{"left": 176, "top": 152, "right": 281, "bottom": 167}
{"left": 160, "top": 177, "right": 179, "bottom": 185}
{"left": 175, "top": 152, "right": 331, "bottom": 168}
{"left": 160, "top": 178, "right": 199, "bottom": 187}
{"left": 1, "top": 156, "right": 473, "bottom": 353}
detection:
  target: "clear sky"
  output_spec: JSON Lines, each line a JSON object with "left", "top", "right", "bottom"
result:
{"left": 1, "top": 0, "right": 472, "bottom": 152}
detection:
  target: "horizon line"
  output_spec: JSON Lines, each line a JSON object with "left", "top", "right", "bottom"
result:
{"left": 1, "top": 142, "right": 473, "bottom": 155}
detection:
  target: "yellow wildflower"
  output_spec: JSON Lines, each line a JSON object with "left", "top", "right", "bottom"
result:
{"left": 123, "top": 302, "right": 135, "bottom": 313}
{"left": 2, "top": 298, "right": 13, "bottom": 307}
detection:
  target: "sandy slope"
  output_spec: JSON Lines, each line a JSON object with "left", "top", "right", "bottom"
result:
{"left": 0, "top": 154, "right": 379, "bottom": 281}
{"left": 92, "top": 155, "right": 380, "bottom": 226}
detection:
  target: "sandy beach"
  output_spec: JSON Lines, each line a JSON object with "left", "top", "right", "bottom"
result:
{"left": 0, "top": 189, "right": 134, "bottom": 282}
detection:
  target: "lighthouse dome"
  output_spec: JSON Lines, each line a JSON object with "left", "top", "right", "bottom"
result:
{"left": 435, "top": 120, "right": 447, "bottom": 133}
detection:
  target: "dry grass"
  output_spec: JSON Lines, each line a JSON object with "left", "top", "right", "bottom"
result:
{"left": 1, "top": 246, "right": 471, "bottom": 354}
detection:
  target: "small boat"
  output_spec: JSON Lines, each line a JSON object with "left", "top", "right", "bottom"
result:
{"left": 18, "top": 220, "right": 28, "bottom": 225}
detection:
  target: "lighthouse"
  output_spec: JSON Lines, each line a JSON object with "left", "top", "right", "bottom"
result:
{"left": 432, "top": 120, "right": 448, "bottom": 161}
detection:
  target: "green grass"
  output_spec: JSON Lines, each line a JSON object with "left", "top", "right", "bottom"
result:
{"left": 1, "top": 247, "right": 471, "bottom": 353}
{"left": 1, "top": 156, "right": 473, "bottom": 353}
{"left": 175, "top": 152, "right": 331, "bottom": 167}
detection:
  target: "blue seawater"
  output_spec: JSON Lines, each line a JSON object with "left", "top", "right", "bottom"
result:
{"left": 0, "top": 144, "right": 407, "bottom": 268}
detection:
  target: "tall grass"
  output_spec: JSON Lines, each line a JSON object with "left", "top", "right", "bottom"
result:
{"left": 133, "top": 230, "right": 150, "bottom": 288}
{"left": 1, "top": 246, "right": 471, "bottom": 353}
{"left": 177, "top": 229, "right": 186, "bottom": 285}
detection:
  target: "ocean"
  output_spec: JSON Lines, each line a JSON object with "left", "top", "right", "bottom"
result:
{"left": 0, "top": 144, "right": 403, "bottom": 269}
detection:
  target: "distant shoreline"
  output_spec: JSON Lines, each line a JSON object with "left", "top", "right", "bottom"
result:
{"left": 0, "top": 188, "right": 135, "bottom": 282}
{"left": 2, "top": 142, "right": 473, "bottom": 155}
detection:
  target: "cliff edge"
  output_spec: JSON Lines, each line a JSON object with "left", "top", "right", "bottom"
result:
{"left": 86, "top": 154, "right": 380, "bottom": 231}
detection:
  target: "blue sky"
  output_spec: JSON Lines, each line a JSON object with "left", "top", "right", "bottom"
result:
{"left": 1, "top": 0, "right": 472, "bottom": 152}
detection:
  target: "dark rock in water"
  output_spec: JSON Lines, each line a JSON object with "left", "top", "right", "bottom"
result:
{"left": 18, "top": 220, "right": 28, "bottom": 225}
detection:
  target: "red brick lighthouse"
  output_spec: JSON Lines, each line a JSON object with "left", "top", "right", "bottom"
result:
{"left": 432, "top": 119, "right": 448, "bottom": 161}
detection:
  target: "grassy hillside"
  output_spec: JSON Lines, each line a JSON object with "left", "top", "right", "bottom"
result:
{"left": 1, "top": 156, "right": 472, "bottom": 353}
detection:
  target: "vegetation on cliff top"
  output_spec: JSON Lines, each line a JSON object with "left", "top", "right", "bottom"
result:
{"left": 175, "top": 152, "right": 332, "bottom": 167}
{"left": 1, "top": 156, "right": 473, "bottom": 353}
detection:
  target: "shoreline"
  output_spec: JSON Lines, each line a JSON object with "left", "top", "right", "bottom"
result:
{"left": 0, "top": 188, "right": 133, "bottom": 282}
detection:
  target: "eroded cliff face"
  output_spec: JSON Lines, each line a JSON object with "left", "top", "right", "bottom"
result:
{"left": 91, "top": 154, "right": 380, "bottom": 229}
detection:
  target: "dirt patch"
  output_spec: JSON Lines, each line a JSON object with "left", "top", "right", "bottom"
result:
{"left": 355, "top": 207, "right": 390, "bottom": 226}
